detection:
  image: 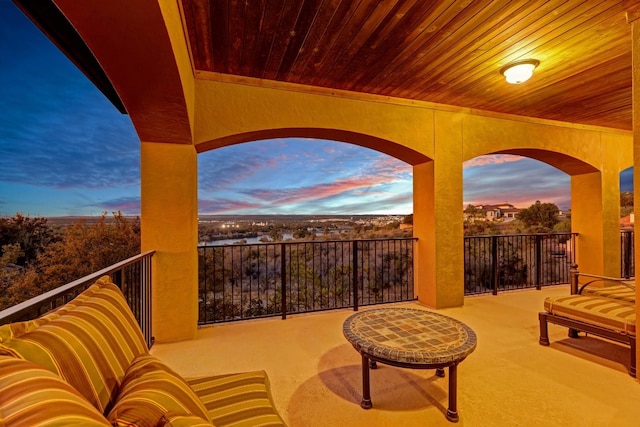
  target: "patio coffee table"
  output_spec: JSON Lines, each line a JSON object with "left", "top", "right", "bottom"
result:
{"left": 343, "top": 307, "right": 477, "bottom": 422}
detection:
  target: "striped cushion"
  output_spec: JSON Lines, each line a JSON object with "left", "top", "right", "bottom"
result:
{"left": 0, "top": 276, "right": 148, "bottom": 413}
{"left": 107, "top": 354, "right": 213, "bottom": 427}
{"left": 581, "top": 284, "right": 636, "bottom": 303}
{"left": 161, "top": 414, "right": 219, "bottom": 427}
{"left": 0, "top": 355, "right": 110, "bottom": 426}
{"left": 188, "top": 371, "right": 287, "bottom": 426}
{"left": 544, "top": 295, "right": 636, "bottom": 335}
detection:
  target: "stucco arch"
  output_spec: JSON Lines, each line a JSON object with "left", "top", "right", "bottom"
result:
{"left": 462, "top": 146, "right": 623, "bottom": 277}
{"left": 490, "top": 149, "right": 598, "bottom": 176}
{"left": 461, "top": 115, "right": 631, "bottom": 170}
{"left": 143, "top": 76, "right": 634, "bottom": 341}
{"left": 195, "top": 128, "right": 431, "bottom": 166}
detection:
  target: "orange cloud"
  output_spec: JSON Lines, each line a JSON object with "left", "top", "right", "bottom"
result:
{"left": 245, "top": 174, "right": 399, "bottom": 205}
{"left": 463, "top": 154, "right": 524, "bottom": 169}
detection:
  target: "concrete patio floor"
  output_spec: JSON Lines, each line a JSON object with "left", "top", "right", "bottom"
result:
{"left": 151, "top": 286, "right": 640, "bottom": 426}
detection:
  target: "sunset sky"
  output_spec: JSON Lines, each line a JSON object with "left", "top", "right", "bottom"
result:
{"left": 0, "top": 2, "right": 633, "bottom": 218}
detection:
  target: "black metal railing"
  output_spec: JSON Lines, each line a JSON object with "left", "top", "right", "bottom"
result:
{"left": 620, "top": 230, "right": 634, "bottom": 279}
{"left": 463, "top": 233, "right": 577, "bottom": 295}
{"left": 198, "top": 238, "right": 416, "bottom": 324}
{"left": 0, "top": 251, "right": 155, "bottom": 348}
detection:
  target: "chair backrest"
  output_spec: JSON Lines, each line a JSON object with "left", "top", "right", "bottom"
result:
{"left": 0, "top": 276, "right": 149, "bottom": 413}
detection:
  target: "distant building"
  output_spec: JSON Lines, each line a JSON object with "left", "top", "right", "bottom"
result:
{"left": 464, "top": 203, "right": 520, "bottom": 222}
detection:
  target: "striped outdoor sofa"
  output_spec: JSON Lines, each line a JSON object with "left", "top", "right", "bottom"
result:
{"left": 539, "top": 269, "right": 636, "bottom": 378}
{"left": 0, "top": 276, "right": 286, "bottom": 426}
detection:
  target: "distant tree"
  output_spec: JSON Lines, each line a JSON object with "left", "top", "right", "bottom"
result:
{"left": 293, "top": 228, "right": 308, "bottom": 239}
{"left": 464, "top": 204, "right": 485, "bottom": 222}
{"left": 553, "top": 219, "right": 571, "bottom": 233}
{"left": 621, "top": 191, "right": 634, "bottom": 217}
{"left": 402, "top": 214, "right": 413, "bottom": 225}
{"left": 268, "top": 229, "right": 283, "bottom": 242}
{"left": 0, "top": 243, "right": 23, "bottom": 267}
{"left": 384, "top": 221, "right": 400, "bottom": 230}
{"left": 464, "top": 204, "right": 479, "bottom": 216}
{"left": 464, "top": 220, "right": 499, "bottom": 236}
{"left": 464, "top": 204, "right": 481, "bottom": 217}
{"left": 516, "top": 201, "right": 559, "bottom": 231}
{"left": 0, "top": 214, "right": 55, "bottom": 266}
{"left": 0, "top": 212, "right": 140, "bottom": 310}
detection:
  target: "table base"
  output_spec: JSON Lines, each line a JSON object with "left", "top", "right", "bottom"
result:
{"left": 359, "top": 355, "right": 460, "bottom": 423}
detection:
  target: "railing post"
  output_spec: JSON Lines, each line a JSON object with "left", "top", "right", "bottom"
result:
{"left": 569, "top": 264, "right": 579, "bottom": 294}
{"left": 491, "top": 236, "right": 498, "bottom": 295}
{"left": 630, "top": 230, "right": 635, "bottom": 278}
{"left": 112, "top": 269, "right": 123, "bottom": 289}
{"left": 144, "top": 254, "right": 153, "bottom": 348}
{"left": 353, "top": 240, "right": 359, "bottom": 311}
{"left": 623, "top": 230, "right": 633, "bottom": 279}
{"left": 281, "top": 243, "right": 287, "bottom": 320}
{"left": 535, "top": 234, "right": 542, "bottom": 290}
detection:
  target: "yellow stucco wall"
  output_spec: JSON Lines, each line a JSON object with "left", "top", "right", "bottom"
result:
{"left": 413, "top": 111, "right": 465, "bottom": 308}
{"left": 157, "top": 0, "right": 196, "bottom": 137}
{"left": 181, "top": 74, "right": 632, "bottom": 311}
{"left": 462, "top": 114, "right": 632, "bottom": 276}
{"left": 631, "top": 17, "right": 640, "bottom": 381}
{"left": 193, "top": 75, "right": 435, "bottom": 164}
{"left": 140, "top": 71, "right": 632, "bottom": 339}
{"left": 141, "top": 142, "right": 199, "bottom": 342}
{"left": 51, "top": 0, "right": 640, "bottom": 369}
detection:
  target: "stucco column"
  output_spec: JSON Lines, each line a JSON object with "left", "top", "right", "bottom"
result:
{"left": 141, "top": 142, "right": 198, "bottom": 342}
{"left": 627, "top": 7, "right": 640, "bottom": 382}
{"left": 570, "top": 167, "right": 620, "bottom": 276}
{"left": 413, "top": 111, "right": 464, "bottom": 308}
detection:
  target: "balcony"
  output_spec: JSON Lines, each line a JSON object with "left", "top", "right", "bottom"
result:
{"left": 152, "top": 285, "right": 639, "bottom": 426}
{"left": 9, "top": 6, "right": 639, "bottom": 415}
{"left": 1, "top": 250, "right": 637, "bottom": 425}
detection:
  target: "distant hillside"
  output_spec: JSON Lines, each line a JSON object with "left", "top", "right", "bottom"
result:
{"left": 46, "top": 216, "right": 139, "bottom": 226}
{"left": 45, "top": 214, "right": 407, "bottom": 226}
{"left": 197, "top": 214, "right": 403, "bottom": 222}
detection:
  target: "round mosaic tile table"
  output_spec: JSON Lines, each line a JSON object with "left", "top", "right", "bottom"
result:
{"left": 343, "top": 307, "right": 477, "bottom": 422}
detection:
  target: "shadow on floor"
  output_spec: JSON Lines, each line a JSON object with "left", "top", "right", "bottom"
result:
{"left": 288, "top": 343, "right": 450, "bottom": 418}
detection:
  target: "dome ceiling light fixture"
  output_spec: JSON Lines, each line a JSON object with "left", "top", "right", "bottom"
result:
{"left": 500, "top": 59, "right": 540, "bottom": 84}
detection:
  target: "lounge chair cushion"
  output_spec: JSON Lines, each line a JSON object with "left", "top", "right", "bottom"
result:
{"left": 544, "top": 295, "right": 636, "bottom": 335}
{"left": 108, "top": 354, "right": 213, "bottom": 427}
{"left": 581, "top": 284, "right": 636, "bottom": 304}
{"left": 187, "top": 370, "right": 287, "bottom": 426}
{"left": 0, "top": 355, "right": 110, "bottom": 426}
{"left": 0, "top": 276, "right": 148, "bottom": 413}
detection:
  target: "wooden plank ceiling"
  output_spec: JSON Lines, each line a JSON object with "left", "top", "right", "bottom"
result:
{"left": 181, "top": 0, "right": 634, "bottom": 130}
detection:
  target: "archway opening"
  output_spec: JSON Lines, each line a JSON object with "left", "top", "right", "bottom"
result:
{"left": 197, "top": 137, "right": 413, "bottom": 216}
{"left": 620, "top": 166, "right": 634, "bottom": 220}
{"left": 196, "top": 137, "right": 417, "bottom": 323}
{"left": 462, "top": 154, "right": 574, "bottom": 296}
{"left": 463, "top": 154, "right": 571, "bottom": 235}
{"left": 620, "top": 166, "right": 634, "bottom": 277}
